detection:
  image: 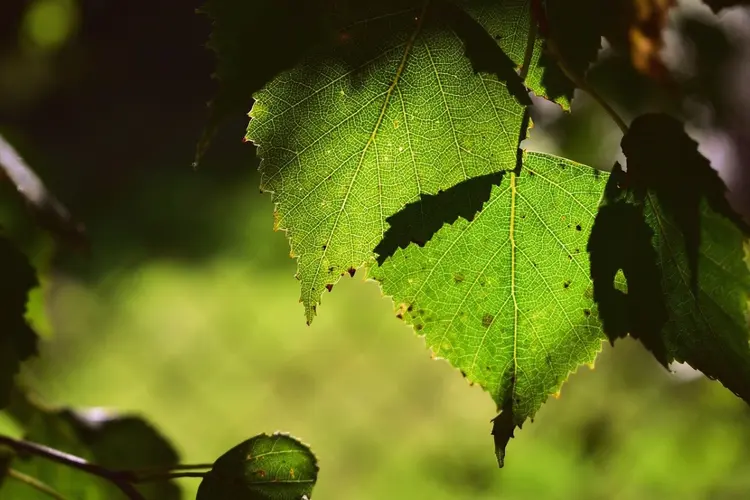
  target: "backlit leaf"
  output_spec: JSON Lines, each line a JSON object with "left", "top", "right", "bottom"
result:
{"left": 197, "top": 433, "right": 318, "bottom": 500}
{"left": 248, "top": 0, "right": 551, "bottom": 323}
{"left": 369, "top": 152, "right": 607, "bottom": 466}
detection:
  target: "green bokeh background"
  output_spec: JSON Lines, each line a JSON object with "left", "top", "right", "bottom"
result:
{"left": 1, "top": 1, "right": 749, "bottom": 499}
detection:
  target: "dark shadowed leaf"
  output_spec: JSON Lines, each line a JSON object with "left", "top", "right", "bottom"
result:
{"left": 67, "top": 410, "right": 181, "bottom": 500}
{"left": 0, "top": 237, "right": 39, "bottom": 410}
{"left": 703, "top": 0, "right": 750, "bottom": 12}
{"left": 588, "top": 115, "right": 750, "bottom": 402}
{"left": 197, "top": 433, "right": 318, "bottom": 500}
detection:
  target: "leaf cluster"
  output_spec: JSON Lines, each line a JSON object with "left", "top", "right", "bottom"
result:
{"left": 203, "top": 0, "right": 750, "bottom": 467}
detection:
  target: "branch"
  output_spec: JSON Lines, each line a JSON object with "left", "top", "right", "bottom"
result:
{"left": 0, "top": 435, "right": 145, "bottom": 500}
{"left": 0, "top": 133, "right": 87, "bottom": 251}
{"left": 530, "top": 0, "right": 629, "bottom": 134}
{"left": 6, "top": 468, "right": 68, "bottom": 500}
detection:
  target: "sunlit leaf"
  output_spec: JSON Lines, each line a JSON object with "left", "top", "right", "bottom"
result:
{"left": 197, "top": 433, "right": 318, "bottom": 500}
{"left": 247, "top": 0, "right": 552, "bottom": 323}
{"left": 370, "top": 152, "right": 607, "bottom": 465}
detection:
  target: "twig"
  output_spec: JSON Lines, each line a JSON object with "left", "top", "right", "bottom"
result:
{"left": 529, "top": 0, "right": 630, "bottom": 134}
{"left": 0, "top": 435, "right": 145, "bottom": 500}
{"left": 0, "top": 133, "right": 87, "bottom": 251}
{"left": 133, "top": 471, "right": 206, "bottom": 483}
{"left": 6, "top": 468, "right": 68, "bottom": 500}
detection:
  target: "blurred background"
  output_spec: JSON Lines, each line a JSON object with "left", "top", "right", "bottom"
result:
{"left": 1, "top": 0, "right": 749, "bottom": 499}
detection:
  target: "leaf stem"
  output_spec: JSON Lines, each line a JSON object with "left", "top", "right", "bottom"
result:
{"left": 129, "top": 463, "right": 213, "bottom": 474}
{"left": 529, "top": 2, "right": 629, "bottom": 134}
{"left": 6, "top": 468, "right": 68, "bottom": 500}
{"left": 549, "top": 40, "right": 629, "bottom": 134}
{"left": 132, "top": 471, "right": 206, "bottom": 483}
{"left": 0, "top": 435, "right": 145, "bottom": 500}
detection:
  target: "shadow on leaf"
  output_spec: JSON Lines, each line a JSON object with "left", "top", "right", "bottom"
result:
{"left": 587, "top": 176, "right": 669, "bottom": 365}
{"left": 622, "top": 113, "right": 750, "bottom": 293}
{"left": 0, "top": 236, "right": 38, "bottom": 409}
{"left": 374, "top": 171, "right": 504, "bottom": 264}
{"left": 435, "top": 0, "right": 530, "bottom": 105}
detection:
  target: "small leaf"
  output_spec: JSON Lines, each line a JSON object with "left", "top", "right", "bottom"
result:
{"left": 0, "top": 236, "right": 39, "bottom": 410}
{"left": 197, "top": 433, "right": 318, "bottom": 500}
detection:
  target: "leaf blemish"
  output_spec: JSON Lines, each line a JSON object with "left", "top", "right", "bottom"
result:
{"left": 454, "top": 273, "right": 465, "bottom": 283}
{"left": 325, "top": 284, "right": 333, "bottom": 292}
{"left": 583, "top": 309, "right": 591, "bottom": 317}
{"left": 347, "top": 267, "right": 356, "bottom": 277}
{"left": 576, "top": 224, "right": 582, "bottom": 231}
{"left": 482, "top": 313, "right": 494, "bottom": 327}
{"left": 563, "top": 280, "right": 571, "bottom": 289}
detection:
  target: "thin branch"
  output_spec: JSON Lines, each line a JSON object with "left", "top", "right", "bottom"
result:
{"left": 529, "top": 0, "right": 629, "bottom": 134}
{"left": 133, "top": 471, "right": 206, "bottom": 483}
{"left": 127, "top": 463, "right": 213, "bottom": 475}
{"left": 0, "top": 435, "right": 145, "bottom": 500}
{"left": 6, "top": 468, "right": 68, "bottom": 500}
{"left": 0, "top": 133, "right": 87, "bottom": 250}
{"left": 548, "top": 40, "right": 629, "bottom": 134}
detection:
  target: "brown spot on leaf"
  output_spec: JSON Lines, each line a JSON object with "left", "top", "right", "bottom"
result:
{"left": 347, "top": 267, "right": 356, "bottom": 277}
{"left": 583, "top": 309, "right": 592, "bottom": 317}
{"left": 325, "top": 284, "right": 333, "bottom": 292}
{"left": 255, "top": 469, "right": 266, "bottom": 478}
{"left": 563, "top": 280, "right": 571, "bottom": 289}
{"left": 415, "top": 324, "right": 424, "bottom": 331}
{"left": 460, "top": 370, "right": 467, "bottom": 378}
{"left": 576, "top": 224, "right": 582, "bottom": 231}
{"left": 454, "top": 273, "right": 465, "bottom": 283}
{"left": 482, "top": 313, "right": 494, "bottom": 327}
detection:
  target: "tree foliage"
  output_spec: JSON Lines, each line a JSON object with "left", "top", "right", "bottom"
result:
{"left": 1, "top": 0, "right": 750, "bottom": 497}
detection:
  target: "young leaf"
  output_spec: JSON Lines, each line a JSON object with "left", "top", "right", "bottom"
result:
{"left": 197, "top": 433, "right": 318, "bottom": 500}
{"left": 369, "top": 152, "right": 607, "bottom": 466}
{"left": 590, "top": 113, "right": 750, "bottom": 403}
{"left": 0, "top": 237, "right": 39, "bottom": 410}
{"left": 248, "top": 0, "right": 545, "bottom": 323}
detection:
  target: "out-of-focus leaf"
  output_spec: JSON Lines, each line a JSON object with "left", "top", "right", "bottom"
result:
{"left": 0, "top": 394, "right": 180, "bottom": 499}
{"left": 197, "top": 432, "right": 318, "bottom": 500}
{"left": 0, "top": 237, "right": 39, "bottom": 410}
{"left": 703, "top": 0, "right": 750, "bottom": 12}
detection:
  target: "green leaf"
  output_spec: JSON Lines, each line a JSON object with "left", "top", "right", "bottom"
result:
{"left": 590, "top": 113, "right": 750, "bottom": 402}
{"left": 369, "top": 151, "right": 607, "bottom": 466}
{"left": 0, "top": 394, "right": 180, "bottom": 499}
{"left": 0, "top": 236, "right": 39, "bottom": 410}
{"left": 197, "top": 433, "right": 318, "bottom": 500}
{"left": 248, "top": 0, "right": 553, "bottom": 323}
